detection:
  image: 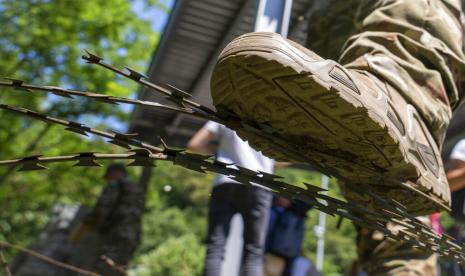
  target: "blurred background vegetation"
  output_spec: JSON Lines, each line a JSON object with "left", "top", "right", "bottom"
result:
{"left": 0, "top": 0, "right": 161, "bottom": 251}
{"left": 4, "top": 0, "right": 452, "bottom": 275}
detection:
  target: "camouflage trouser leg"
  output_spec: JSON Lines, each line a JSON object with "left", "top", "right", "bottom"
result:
{"left": 305, "top": 1, "right": 464, "bottom": 273}
{"left": 356, "top": 218, "right": 437, "bottom": 275}
{"left": 339, "top": 180, "right": 437, "bottom": 274}
{"left": 306, "top": 0, "right": 465, "bottom": 142}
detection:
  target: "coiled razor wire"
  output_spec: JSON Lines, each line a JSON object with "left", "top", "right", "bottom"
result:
{"left": 0, "top": 51, "right": 463, "bottom": 262}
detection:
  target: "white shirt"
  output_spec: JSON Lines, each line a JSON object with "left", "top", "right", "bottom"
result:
{"left": 451, "top": 139, "right": 465, "bottom": 162}
{"left": 205, "top": 121, "right": 274, "bottom": 185}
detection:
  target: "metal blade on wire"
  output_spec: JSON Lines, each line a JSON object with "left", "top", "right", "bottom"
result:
{"left": 0, "top": 153, "right": 152, "bottom": 167}
{"left": 0, "top": 104, "right": 164, "bottom": 153}
{"left": 0, "top": 79, "right": 212, "bottom": 121}
{"left": 81, "top": 50, "right": 215, "bottom": 115}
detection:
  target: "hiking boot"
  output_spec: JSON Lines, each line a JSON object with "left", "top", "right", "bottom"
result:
{"left": 210, "top": 32, "right": 450, "bottom": 215}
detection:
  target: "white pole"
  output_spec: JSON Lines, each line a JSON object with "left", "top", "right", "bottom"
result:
{"left": 254, "top": 0, "right": 293, "bottom": 37}
{"left": 314, "top": 175, "right": 329, "bottom": 272}
{"left": 221, "top": 214, "right": 244, "bottom": 276}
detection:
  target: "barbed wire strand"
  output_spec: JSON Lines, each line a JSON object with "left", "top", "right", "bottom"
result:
{"left": 0, "top": 241, "right": 100, "bottom": 276}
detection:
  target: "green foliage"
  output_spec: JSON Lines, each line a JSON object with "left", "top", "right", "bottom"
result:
{"left": 441, "top": 211, "right": 456, "bottom": 230}
{"left": 0, "top": 0, "right": 160, "bottom": 256}
{"left": 1, "top": 0, "right": 158, "bottom": 85}
{"left": 128, "top": 166, "right": 357, "bottom": 275}
{"left": 130, "top": 163, "right": 210, "bottom": 274}
{"left": 275, "top": 168, "right": 357, "bottom": 275}
{"left": 302, "top": 211, "right": 357, "bottom": 276}
{"left": 129, "top": 233, "right": 205, "bottom": 276}
{"left": 137, "top": 206, "right": 207, "bottom": 255}
{"left": 149, "top": 162, "right": 213, "bottom": 212}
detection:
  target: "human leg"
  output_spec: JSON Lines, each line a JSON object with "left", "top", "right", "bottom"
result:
{"left": 238, "top": 185, "right": 272, "bottom": 276}
{"left": 204, "top": 184, "right": 237, "bottom": 276}
{"left": 356, "top": 218, "right": 437, "bottom": 276}
{"left": 338, "top": 0, "right": 465, "bottom": 141}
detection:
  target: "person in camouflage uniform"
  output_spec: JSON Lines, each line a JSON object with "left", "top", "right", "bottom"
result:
{"left": 355, "top": 219, "right": 438, "bottom": 275}
{"left": 208, "top": 0, "right": 465, "bottom": 275}
{"left": 303, "top": 0, "right": 464, "bottom": 143}
{"left": 76, "top": 163, "right": 143, "bottom": 276}
{"left": 303, "top": 1, "right": 464, "bottom": 274}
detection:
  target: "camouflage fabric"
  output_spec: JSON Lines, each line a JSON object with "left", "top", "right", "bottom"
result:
{"left": 305, "top": 0, "right": 465, "bottom": 143}
{"left": 303, "top": 0, "right": 465, "bottom": 274}
{"left": 337, "top": 181, "right": 438, "bottom": 275}
{"left": 85, "top": 178, "right": 144, "bottom": 275}
{"left": 356, "top": 217, "right": 437, "bottom": 275}
{"left": 86, "top": 178, "right": 143, "bottom": 232}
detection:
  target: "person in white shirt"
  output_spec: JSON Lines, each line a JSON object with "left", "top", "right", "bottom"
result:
{"left": 188, "top": 121, "right": 274, "bottom": 276}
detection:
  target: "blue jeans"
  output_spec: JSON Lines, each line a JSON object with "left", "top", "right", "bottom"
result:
{"left": 203, "top": 183, "right": 272, "bottom": 276}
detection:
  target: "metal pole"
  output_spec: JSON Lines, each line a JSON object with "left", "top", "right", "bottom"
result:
{"left": 314, "top": 174, "right": 329, "bottom": 272}
{"left": 254, "top": 0, "right": 293, "bottom": 37}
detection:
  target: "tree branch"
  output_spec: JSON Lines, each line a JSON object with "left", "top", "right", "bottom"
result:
{"left": 0, "top": 248, "right": 11, "bottom": 276}
{"left": 0, "top": 241, "right": 100, "bottom": 276}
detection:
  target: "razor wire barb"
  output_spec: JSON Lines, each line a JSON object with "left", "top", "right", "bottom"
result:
{"left": 1, "top": 51, "right": 465, "bottom": 263}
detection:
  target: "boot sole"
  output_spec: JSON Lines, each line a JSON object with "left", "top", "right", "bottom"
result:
{"left": 211, "top": 33, "right": 449, "bottom": 214}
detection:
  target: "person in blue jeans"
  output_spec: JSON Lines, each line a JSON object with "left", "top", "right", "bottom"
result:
{"left": 188, "top": 121, "right": 275, "bottom": 276}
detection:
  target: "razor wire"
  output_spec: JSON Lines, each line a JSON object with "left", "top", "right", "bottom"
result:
{"left": 0, "top": 51, "right": 464, "bottom": 263}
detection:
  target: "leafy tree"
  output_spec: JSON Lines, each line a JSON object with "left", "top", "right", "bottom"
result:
{"left": 129, "top": 233, "right": 205, "bottom": 276}
{"left": 0, "top": 0, "right": 161, "bottom": 255}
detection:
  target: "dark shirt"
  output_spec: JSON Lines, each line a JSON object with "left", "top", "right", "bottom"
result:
{"left": 86, "top": 178, "right": 143, "bottom": 240}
